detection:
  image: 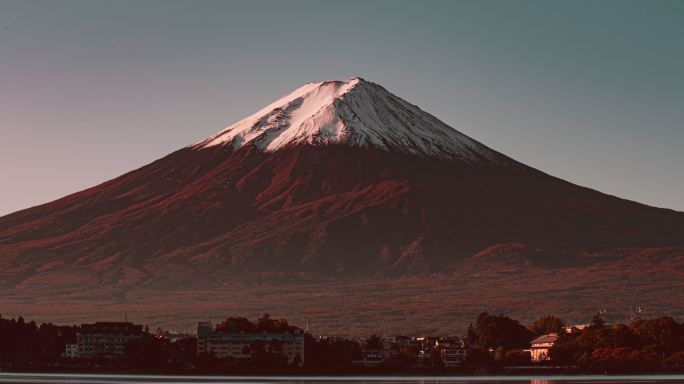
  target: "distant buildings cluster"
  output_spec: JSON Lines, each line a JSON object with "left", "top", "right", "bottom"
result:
{"left": 352, "top": 335, "right": 469, "bottom": 368}
{"left": 59, "top": 319, "right": 574, "bottom": 367}
{"left": 196, "top": 321, "right": 305, "bottom": 366}
{"left": 63, "top": 322, "right": 144, "bottom": 360}
{"left": 61, "top": 320, "right": 472, "bottom": 368}
{"left": 56, "top": 313, "right": 683, "bottom": 375}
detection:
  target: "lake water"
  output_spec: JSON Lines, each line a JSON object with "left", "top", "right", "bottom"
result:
{"left": 1, "top": 374, "right": 684, "bottom": 384}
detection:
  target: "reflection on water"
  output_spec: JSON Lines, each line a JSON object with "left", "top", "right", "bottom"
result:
{"left": 1, "top": 374, "right": 684, "bottom": 384}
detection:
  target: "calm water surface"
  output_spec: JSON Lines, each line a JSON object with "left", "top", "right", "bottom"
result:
{"left": 1, "top": 374, "right": 684, "bottom": 384}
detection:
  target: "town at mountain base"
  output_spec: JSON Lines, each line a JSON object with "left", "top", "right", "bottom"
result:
{"left": 2, "top": 310, "right": 684, "bottom": 374}
{"left": 1, "top": 78, "right": 683, "bottom": 332}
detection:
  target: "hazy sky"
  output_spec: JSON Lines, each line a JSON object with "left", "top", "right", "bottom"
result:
{"left": 1, "top": 0, "right": 682, "bottom": 215}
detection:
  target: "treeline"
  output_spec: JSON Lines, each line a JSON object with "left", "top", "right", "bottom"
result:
{"left": 214, "top": 313, "right": 299, "bottom": 333}
{"left": 550, "top": 315, "right": 684, "bottom": 372}
{"left": 462, "top": 312, "right": 684, "bottom": 373}
{"left": 0, "top": 315, "right": 77, "bottom": 368}
{"left": 0, "top": 314, "right": 196, "bottom": 372}
{"left": 3, "top": 312, "right": 684, "bottom": 374}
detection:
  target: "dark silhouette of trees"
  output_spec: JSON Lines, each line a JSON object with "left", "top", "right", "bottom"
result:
{"left": 529, "top": 315, "right": 565, "bottom": 336}
{"left": 549, "top": 316, "right": 684, "bottom": 372}
{"left": 239, "top": 339, "right": 289, "bottom": 372}
{"left": 215, "top": 317, "right": 255, "bottom": 333}
{"left": 630, "top": 317, "right": 683, "bottom": 353}
{"left": 255, "top": 313, "right": 298, "bottom": 333}
{"left": 462, "top": 348, "right": 495, "bottom": 373}
{"left": 465, "top": 323, "right": 477, "bottom": 347}
{"left": 550, "top": 323, "right": 641, "bottom": 366}
{"left": 582, "top": 347, "right": 660, "bottom": 372}
{"left": 303, "top": 334, "right": 361, "bottom": 373}
{"left": 215, "top": 314, "right": 298, "bottom": 334}
{"left": 590, "top": 312, "right": 606, "bottom": 329}
{"left": 474, "top": 311, "right": 533, "bottom": 350}
{"left": 365, "top": 334, "right": 384, "bottom": 349}
{"left": 0, "top": 315, "right": 77, "bottom": 368}
{"left": 124, "top": 335, "right": 169, "bottom": 369}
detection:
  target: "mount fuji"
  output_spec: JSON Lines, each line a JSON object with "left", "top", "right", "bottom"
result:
{"left": 1, "top": 77, "right": 683, "bottom": 332}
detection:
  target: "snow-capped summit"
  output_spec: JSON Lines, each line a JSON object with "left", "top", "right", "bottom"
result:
{"left": 192, "top": 77, "right": 503, "bottom": 163}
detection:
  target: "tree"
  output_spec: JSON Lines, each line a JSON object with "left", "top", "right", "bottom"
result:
{"left": 474, "top": 311, "right": 533, "bottom": 350}
{"left": 124, "top": 335, "right": 170, "bottom": 369}
{"left": 0, "top": 315, "right": 77, "bottom": 367}
{"left": 465, "top": 323, "right": 477, "bottom": 347}
{"left": 303, "top": 334, "right": 362, "bottom": 373}
{"left": 664, "top": 351, "right": 684, "bottom": 369}
{"left": 581, "top": 347, "right": 660, "bottom": 373}
{"left": 216, "top": 317, "right": 255, "bottom": 333}
{"left": 629, "top": 317, "right": 683, "bottom": 353}
{"left": 255, "top": 313, "right": 297, "bottom": 333}
{"left": 462, "top": 348, "right": 496, "bottom": 373}
{"left": 550, "top": 323, "right": 640, "bottom": 365}
{"left": 365, "top": 334, "right": 383, "bottom": 349}
{"left": 529, "top": 316, "right": 565, "bottom": 336}
{"left": 501, "top": 349, "right": 532, "bottom": 366}
{"left": 590, "top": 313, "right": 606, "bottom": 329}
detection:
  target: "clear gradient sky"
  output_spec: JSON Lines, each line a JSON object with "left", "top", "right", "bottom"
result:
{"left": 1, "top": 0, "right": 682, "bottom": 215}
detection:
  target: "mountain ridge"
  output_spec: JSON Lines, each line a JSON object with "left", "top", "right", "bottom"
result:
{"left": 1, "top": 78, "right": 683, "bottom": 330}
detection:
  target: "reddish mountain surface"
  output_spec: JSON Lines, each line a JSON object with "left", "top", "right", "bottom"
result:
{"left": 1, "top": 78, "right": 683, "bottom": 331}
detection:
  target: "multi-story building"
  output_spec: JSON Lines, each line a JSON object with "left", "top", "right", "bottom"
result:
{"left": 76, "top": 322, "right": 145, "bottom": 358}
{"left": 529, "top": 332, "right": 559, "bottom": 363}
{"left": 196, "top": 322, "right": 305, "bottom": 366}
{"left": 63, "top": 343, "right": 78, "bottom": 359}
{"left": 436, "top": 337, "right": 468, "bottom": 367}
{"left": 360, "top": 349, "right": 389, "bottom": 366}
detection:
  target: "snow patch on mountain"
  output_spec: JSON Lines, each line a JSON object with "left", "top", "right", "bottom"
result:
{"left": 192, "top": 77, "right": 505, "bottom": 163}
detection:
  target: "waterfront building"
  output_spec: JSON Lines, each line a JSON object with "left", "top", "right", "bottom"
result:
{"left": 529, "top": 332, "right": 559, "bottom": 363}
{"left": 196, "top": 322, "right": 304, "bottom": 366}
{"left": 436, "top": 337, "right": 468, "bottom": 367}
{"left": 63, "top": 343, "right": 78, "bottom": 358}
{"left": 76, "top": 322, "right": 145, "bottom": 358}
{"left": 360, "top": 349, "right": 389, "bottom": 366}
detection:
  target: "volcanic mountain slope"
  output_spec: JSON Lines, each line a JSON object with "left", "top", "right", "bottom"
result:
{"left": 1, "top": 77, "right": 683, "bottom": 294}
